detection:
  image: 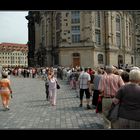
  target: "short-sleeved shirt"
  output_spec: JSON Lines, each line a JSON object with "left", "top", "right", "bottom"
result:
{"left": 93, "top": 74, "right": 102, "bottom": 90}
{"left": 116, "top": 83, "right": 140, "bottom": 121}
{"left": 78, "top": 72, "right": 91, "bottom": 89}
{"left": 98, "top": 73, "right": 124, "bottom": 97}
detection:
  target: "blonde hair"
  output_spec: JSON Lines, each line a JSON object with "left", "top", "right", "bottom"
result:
{"left": 129, "top": 69, "right": 140, "bottom": 82}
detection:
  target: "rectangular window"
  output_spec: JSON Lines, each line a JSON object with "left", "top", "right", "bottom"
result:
{"left": 131, "top": 57, "right": 133, "bottom": 64}
{"left": 116, "top": 19, "right": 120, "bottom": 31}
{"left": 66, "top": 13, "right": 69, "bottom": 17}
{"left": 42, "top": 20, "right": 45, "bottom": 36}
{"left": 72, "top": 34, "right": 80, "bottom": 43}
{"left": 95, "top": 29, "right": 101, "bottom": 45}
{"left": 71, "top": 26, "right": 80, "bottom": 34}
{"left": 56, "top": 31, "right": 60, "bottom": 45}
{"left": 56, "top": 13, "right": 61, "bottom": 30}
{"left": 116, "top": 32, "right": 121, "bottom": 47}
{"left": 71, "top": 11, "right": 80, "bottom": 24}
{"left": 71, "top": 18, "right": 80, "bottom": 23}
{"left": 95, "top": 12, "right": 100, "bottom": 28}
{"left": 129, "top": 36, "right": 132, "bottom": 47}
{"left": 129, "top": 22, "right": 131, "bottom": 35}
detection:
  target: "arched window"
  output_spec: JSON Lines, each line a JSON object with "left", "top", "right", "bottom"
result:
{"left": 95, "top": 12, "right": 101, "bottom": 46}
{"left": 118, "top": 55, "right": 123, "bottom": 66}
{"left": 98, "top": 54, "right": 103, "bottom": 64}
{"left": 116, "top": 15, "right": 120, "bottom": 32}
{"left": 116, "top": 14, "right": 121, "bottom": 48}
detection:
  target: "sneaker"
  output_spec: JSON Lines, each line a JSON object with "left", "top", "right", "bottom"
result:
{"left": 79, "top": 104, "right": 83, "bottom": 107}
{"left": 87, "top": 105, "right": 91, "bottom": 109}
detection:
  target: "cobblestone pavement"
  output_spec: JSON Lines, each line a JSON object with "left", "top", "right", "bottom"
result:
{"left": 0, "top": 76, "right": 105, "bottom": 129}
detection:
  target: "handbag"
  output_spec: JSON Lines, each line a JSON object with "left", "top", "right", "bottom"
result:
{"left": 55, "top": 79, "right": 60, "bottom": 89}
{"left": 57, "top": 83, "right": 60, "bottom": 89}
{"left": 106, "top": 103, "right": 120, "bottom": 121}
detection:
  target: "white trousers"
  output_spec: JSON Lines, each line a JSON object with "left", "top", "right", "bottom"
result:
{"left": 49, "top": 88, "right": 57, "bottom": 105}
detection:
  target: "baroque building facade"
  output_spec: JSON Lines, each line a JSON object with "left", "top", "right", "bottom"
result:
{"left": 26, "top": 11, "right": 140, "bottom": 68}
{"left": 0, "top": 43, "right": 28, "bottom": 67}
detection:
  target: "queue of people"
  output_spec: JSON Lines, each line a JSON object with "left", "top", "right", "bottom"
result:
{"left": 1, "top": 64, "right": 140, "bottom": 129}
{"left": 61, "top": 65, "right": 140, "bottom": 129}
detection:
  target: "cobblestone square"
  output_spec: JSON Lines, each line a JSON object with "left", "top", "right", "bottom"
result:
{"left": 0, "top": 76, "right": 105, "bottom": 129}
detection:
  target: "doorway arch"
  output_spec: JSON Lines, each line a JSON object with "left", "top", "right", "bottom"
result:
{"left": 72, "top": 53, "right": 80, "bottom": 68}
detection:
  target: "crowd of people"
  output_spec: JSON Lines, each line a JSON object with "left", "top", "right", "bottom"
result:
{"left": 56, "top": 65, "right": 140, "bottom": 129}
{"left": 0, "top": 64, "right": 140, "bottom": 129}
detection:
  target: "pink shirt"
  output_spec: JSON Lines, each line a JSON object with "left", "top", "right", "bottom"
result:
{"left": 98, "top": 73, "right": 125, "bottom": 97}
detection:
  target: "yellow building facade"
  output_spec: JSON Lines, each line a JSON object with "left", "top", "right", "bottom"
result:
{"left": 0, "top": 43, "right": 28, "bottom": 67}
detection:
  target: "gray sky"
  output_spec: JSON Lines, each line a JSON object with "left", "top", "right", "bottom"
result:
{"left": 0, "top": 11, "right": 28, "bottom": 44}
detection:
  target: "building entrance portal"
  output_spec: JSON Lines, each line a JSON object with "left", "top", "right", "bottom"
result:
{"left": 73, "top": 53, "right": 80, "bottom": 68}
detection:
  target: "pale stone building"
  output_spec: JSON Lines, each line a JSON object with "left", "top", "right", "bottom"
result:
{"left": 26, "top": 11, "right": 139, "bottom": 68}
{"left": 133, "top": 11, "right": 140, "bottom": 67}
{"left": 0, "top": 43, "right": 28, "bottom": 67}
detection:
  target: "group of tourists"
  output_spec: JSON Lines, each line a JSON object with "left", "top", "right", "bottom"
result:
{"left": 60, "top": 65, "right": 140, "bottom": 129}
{"left": 0, "top": 64, "right": 140, "bottom": 129}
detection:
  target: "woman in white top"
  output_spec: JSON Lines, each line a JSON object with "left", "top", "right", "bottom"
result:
{"left": 48, "top": 70, "right": 58, "bottom": 106}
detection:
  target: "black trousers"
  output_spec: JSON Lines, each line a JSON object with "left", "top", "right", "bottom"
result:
{"left": 92, "top": 90, "right": 100, "bottom": 106}
{"left": 80, "top": 89, "right": 90, "bottom": 101}
{"left": 45, "top": 85, "right": 49, "bottom": 99}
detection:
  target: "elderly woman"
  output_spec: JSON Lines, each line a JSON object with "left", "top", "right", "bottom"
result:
{"left": 0, "top": 71, "right": 12, "bottom": 110}
{"left": 112, "top": 69, "right": 140, "bottom": 129}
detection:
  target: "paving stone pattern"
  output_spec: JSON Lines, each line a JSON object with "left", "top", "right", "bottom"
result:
{"left": 0, "top": 76, "right": 105, "bottom": 129}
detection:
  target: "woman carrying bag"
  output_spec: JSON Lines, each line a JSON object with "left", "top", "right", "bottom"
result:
{"left": 48, "top": 70, "right": 58, "bottom": 106}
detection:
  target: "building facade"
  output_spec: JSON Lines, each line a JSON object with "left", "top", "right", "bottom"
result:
{"left": 0, "top": 43, "right": 28, "bottom": 67}
{"left": 26, "top": 11, "right": 140, "bottom": 68}
{"left": 133, "top": 11, "right": 140, "bottom": 67}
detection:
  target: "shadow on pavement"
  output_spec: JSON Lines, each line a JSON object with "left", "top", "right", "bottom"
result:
{"left": 24, "top": 99, "right": 47, "bottom": 103}
{"left": 56, "top": 106, "right": 93, "bottom": 112}
{"left": 76, "top": 123, "right": 104, "bottom": 129}
{"left": 27, "top": 104, "right": 49, "bottom": 108}
{"left": 58, "top": 96, "right": 77, "bottom": 100}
